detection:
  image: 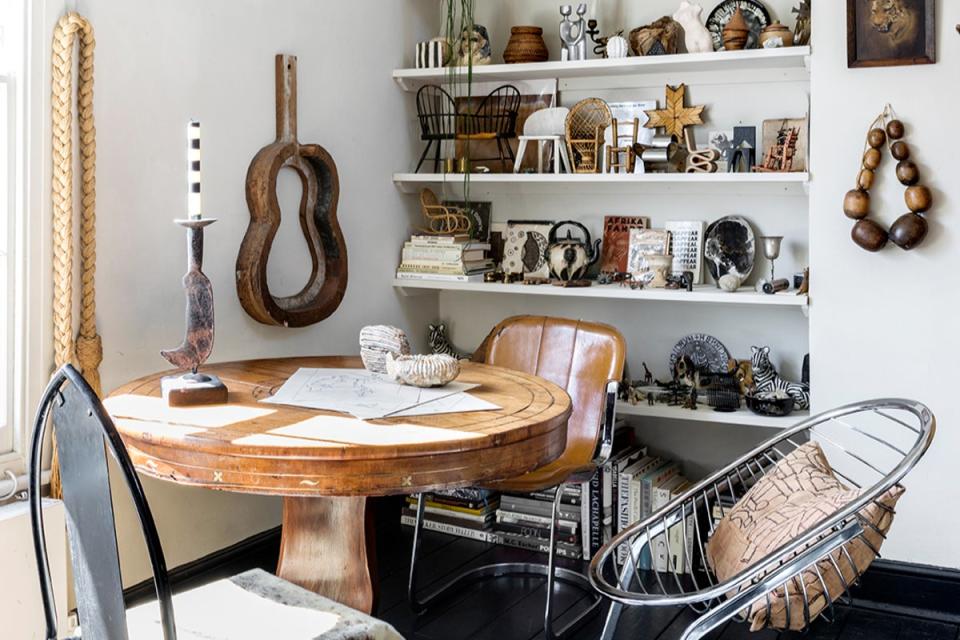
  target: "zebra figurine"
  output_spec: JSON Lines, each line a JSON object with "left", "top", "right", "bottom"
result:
{"left": 428, "top": 322, "right": 469, "bottom": 360}
{"left": 750, "top": 346, "right": 810, "bottom": 410}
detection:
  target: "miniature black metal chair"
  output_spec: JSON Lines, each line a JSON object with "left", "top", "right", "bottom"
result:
{"left": 589, "top": 399, "right": 935, "bottom": 640}
{"left": 408, "top": 316, "right": 626, "bottom": 639}
{"left": 415, "top": 83, "right": 521, "bottom": 172}
{"left": 29, "top": 365, "right": 402, "bottom": 640}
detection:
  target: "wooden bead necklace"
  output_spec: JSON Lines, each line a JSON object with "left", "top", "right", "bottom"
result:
{"left": 843, "top": 104, "right": 932, "bottom": 252}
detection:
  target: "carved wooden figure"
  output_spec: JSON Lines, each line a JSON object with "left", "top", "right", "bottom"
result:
{"left": 237, "top": 54, "right": 348, "bottom": 327}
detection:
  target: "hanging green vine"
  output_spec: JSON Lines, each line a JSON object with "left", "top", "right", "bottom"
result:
{"left": 442, "top": 0, "right": 475, "bottom": 206}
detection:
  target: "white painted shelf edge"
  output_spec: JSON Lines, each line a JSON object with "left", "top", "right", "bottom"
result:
{"left": 393, "top": 46, "right": 811, "bottom": 91}
{"left": 394, "top": 171, "right": 809, "bottom": 187}
{"left": 392, "top": 279, "right": 808, "bottom": 308}
{"left": 617, "top": 400, "right": 807, "bottom": 429}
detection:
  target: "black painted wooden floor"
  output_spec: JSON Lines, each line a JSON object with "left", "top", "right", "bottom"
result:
{"left": 173, "top": 517, "right": 960, "bottom": 640}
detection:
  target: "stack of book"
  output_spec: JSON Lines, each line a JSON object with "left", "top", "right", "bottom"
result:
{"left": 492, "top": 488, "right": 585, "bottom": 560}
{"left": 395, "top": 234, "right": 493, "bottom": 282}
{"left": 399, "top": 489, "right": 498, "bottom": 542}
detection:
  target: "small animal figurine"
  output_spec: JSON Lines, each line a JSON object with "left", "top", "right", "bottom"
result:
{"left": 673, "top": 1, "right": 714, "bottom": 53}
{"left": 559, "top": 4, "right": 588, "bottom": 61}
{"left": 642, "top": 362, "right": 654, "bottom": 385}
{"left": 750, "top": 346, "right": 810, "bottom": 410}
{"left": 727, "top": 358, "right": 754, "bottom": 396}
{"left": 428, "top": 322, "right": 470, "bottom": 360}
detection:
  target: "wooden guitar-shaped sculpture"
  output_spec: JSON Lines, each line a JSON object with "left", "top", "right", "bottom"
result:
{"left": 237, "top": 54, "right": 348, "bottom": 327}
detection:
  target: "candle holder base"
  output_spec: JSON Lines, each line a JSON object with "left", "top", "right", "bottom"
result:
{"left": 161, "top": 372, "right": 228, "bottom": 407}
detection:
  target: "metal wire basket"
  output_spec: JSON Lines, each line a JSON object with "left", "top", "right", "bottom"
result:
{"left": 589, "top": 399, "right": 935, "bottom": 640}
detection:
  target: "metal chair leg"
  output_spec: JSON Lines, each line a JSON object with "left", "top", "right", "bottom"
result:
{"left": 415, "top": 140, "right": 432, "bottom": 173}
{"left": 408, "top": 486, "right": 602, "bottom": 639}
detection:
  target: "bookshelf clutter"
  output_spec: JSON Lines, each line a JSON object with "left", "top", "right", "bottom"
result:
{"left": 402, "top": 430, "right": 711, "bottom": 575}
{"left": 396, "top": 233, "right": 494, "bottom": 283}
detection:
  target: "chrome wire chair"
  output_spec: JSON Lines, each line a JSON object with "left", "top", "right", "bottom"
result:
{"left": 589, "top": 399, "right": 935, "bottom": 640}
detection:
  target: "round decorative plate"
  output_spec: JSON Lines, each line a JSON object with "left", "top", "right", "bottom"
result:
{"left": 704, "top": 215, "right": 756, "bottom": 283}
{"left": 669, "top": 334, "right": 731, "bottom": 374}
{"left": 705, "top": 0, "right": 772, "bottom": 50}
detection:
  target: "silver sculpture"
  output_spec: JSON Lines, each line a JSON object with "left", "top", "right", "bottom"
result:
{"left": 560, "top": 4, "right": 588, "bottom": 61}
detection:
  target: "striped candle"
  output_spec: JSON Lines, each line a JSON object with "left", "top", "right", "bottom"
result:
{"left": 187, "top": 120, "right": 202, "bottom": 219}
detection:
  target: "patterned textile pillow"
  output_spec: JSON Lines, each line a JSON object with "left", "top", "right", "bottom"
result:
{"left": 705, "top": 441, "right": 903, "bottom": 631}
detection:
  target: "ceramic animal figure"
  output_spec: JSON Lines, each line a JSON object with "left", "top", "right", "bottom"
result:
{"left": 428, "top": 322, "right": 469, "bottom": 359}
{"left": 727, "top": 358, "right": 754, "bottom": 396}
{"left": 673, "top": 1, "right": 714, "bottom": 53}
{"left": 560, "top": 4, "right": 588, "bottom": 61}
{"left": 750, "top": 346, "right": 810, "bottom": 410}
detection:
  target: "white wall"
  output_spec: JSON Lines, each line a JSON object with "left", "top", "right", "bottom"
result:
{"left": 75, "top": 0, "right": 435, "bottom": 586}
{"left": 809, "top": 0, "right": 959, "bottom": 568}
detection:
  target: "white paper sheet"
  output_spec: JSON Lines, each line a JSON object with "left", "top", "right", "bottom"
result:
{"left": 261, "top": 368, "right": 484, "bottom": 419}
{"left": 389, "top": 392, "right": 501, "bottom": 417}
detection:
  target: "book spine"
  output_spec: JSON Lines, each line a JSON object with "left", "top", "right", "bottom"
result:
{"left": 395, "top": 271, "right": 479, "bottom": 282}
{"left": 493, "top": 522, "right": 578, "bottom": 544}
{"left": 580, "top": 480, "right": 590, "bottom": 557}
{"left": 400, "top": 514, "right": 492, "bottom": 543}
{"left": 589, "top": 469, "right": 602, "bottom": 554}
{"left": 651, "top": 487, "right": 672, "bottom": 572}
{"left": 616, "top": 468, "right": 634, "bottom": 565}
{"left": 490, "top": 533, "right": 583, "bottom": 560}
{"left": 496, "top": 511, "right": 579, "bottom": 533}
{"left": 401, "top": 249, "right": 466, "bottom": 262}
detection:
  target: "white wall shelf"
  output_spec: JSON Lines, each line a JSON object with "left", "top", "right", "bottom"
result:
{"left": 394, "top": 172, "right": 810, "bottom": 196}
{"left": 393, "top": 46, "right": 811, "bottom": 92}
{"left": 393, "top": 279, "right": 808, "bottom": 309}
{"left": 617, "top": 400, "right": 807, "bottom": 429}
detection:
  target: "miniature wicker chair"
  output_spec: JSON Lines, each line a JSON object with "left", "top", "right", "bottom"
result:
{"left": 419, "top": 188, "right": 471, "bottom": 235}
{"left": 566, "top": 98, "right": 612, "bottom": 174}
{"left": 590, "top": 399, "right": 935, "bottom": 640}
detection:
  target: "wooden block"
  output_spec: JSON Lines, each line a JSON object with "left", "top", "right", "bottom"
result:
{"left": 161, "top": 373, "right": 228, "bottom": 407}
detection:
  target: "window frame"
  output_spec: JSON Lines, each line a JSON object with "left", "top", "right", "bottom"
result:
{"left": 0, "top": 0, "right": 54, "bottom": 480}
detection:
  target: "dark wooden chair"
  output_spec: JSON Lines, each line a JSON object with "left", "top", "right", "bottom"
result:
{"left": 28, "top": 365, "right": 402, "bottom": 640}
{"left": 408, "top": 316, "right": 626, "bottom": 639}
{"left": 415, "top": 83, "right": 521, "bottom": 173}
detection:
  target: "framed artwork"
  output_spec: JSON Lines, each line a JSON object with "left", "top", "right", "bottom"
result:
{"left": 665, "top": 221, "right": 705, "bottom": 285}
{"left": 847, "top": 0, "right": 935, "bottom": 68}
{"left": 600, "top": 216, "right": 649, "bottom": 273}
{"left": 502, "top": 220, "right": 554, "bottom": 278}
{"left": 708, "top": 130, "right": 735, "bottom": 172}
{"left": 759, "top": 118, "right": 808, "bottom": 172}
{"left": 627, "top": 229, "right": 670, "bottom": 283}
{"left": 444, "top": 200, "right": 491, "bottom": 241}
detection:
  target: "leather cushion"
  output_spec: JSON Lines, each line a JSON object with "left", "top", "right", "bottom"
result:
{"left": 706, "top": 442, "right": 903, "bottom": 631}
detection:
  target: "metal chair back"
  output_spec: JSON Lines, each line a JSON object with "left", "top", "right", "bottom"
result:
{"left": 469, "top": 84, "right": 521, "bottom": 138}
{"left": 589, "top": 399, "right": 935, "bottom": 639}
{"left": 29, "top": 365, "right": 176, "bottom": 640}
{"left": 415, "top": 84, "right": 457, "bottom": 141}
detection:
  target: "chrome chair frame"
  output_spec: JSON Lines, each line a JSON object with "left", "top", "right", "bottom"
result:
{"left": 589, "top": 399, "right": 935, "bottom": 640}
{"left": 409, "top": 380, "right": 619, "bottom": 640}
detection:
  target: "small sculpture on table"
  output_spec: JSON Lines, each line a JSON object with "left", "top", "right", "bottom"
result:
{"left": 161, "top": 121, "right": 228, "bottom": 407}
{"left": 559, "top": 4, "right": 588, "bottom": 61}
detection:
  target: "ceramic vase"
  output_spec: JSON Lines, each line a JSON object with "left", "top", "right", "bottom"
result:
{"left": 760, "top": 22, "right": 794, "bottom": 48}
{"left": 722, "top": 8, "right": 750, "bottom": 50}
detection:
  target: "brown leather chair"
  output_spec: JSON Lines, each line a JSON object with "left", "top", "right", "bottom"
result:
{"left": 408, "top": 316, "right": 626, "bottom": 639}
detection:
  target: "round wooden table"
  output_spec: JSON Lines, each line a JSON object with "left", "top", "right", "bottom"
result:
{"left": 105, "top": 356, "right": 571, "bottom": 613}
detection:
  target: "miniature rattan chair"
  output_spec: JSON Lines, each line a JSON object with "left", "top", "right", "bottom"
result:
{"left": 566, "top": 98, "right": 612, "bottom": 174}
{"left": 590, "top": 399, "right": 935, "bottom": 640}
{"left": 418, "top": 188, "right": 471, "bottom": 235}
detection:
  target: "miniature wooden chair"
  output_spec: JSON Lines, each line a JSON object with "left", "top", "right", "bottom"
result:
{"left": 514, "top": 107, "right": 572, "bottom": 174}
{"left": 604, "top": 117, "right": 640, "bottom": 174}
{"left": 566, "top": 98, "right": 612, "bottom": 174}
{"left": 419, "top": 188, "right": 471, "bottom": 235}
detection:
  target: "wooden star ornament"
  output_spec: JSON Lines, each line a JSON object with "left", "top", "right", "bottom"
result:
{"left": 644, "top": 84, "right": 705, "bottom": 140}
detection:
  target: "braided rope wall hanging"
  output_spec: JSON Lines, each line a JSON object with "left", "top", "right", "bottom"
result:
{"left": 50, "top": 12, "right": 102, "bottom": 497}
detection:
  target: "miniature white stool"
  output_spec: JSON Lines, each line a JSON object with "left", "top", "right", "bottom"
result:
{"left": 514, "top": 107, "right": 571, "bottom": 174}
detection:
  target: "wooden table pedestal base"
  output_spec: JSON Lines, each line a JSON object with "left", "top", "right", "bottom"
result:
{"left": 276, "top": 496, "right": 377, "bottom": 613}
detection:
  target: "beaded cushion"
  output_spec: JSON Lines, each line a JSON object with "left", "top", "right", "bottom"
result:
{"left": 124, "top": 568, "right": 403, "bottom": 639}
{"left": 705, "top": 441, "right": 903, "bottom": 632}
